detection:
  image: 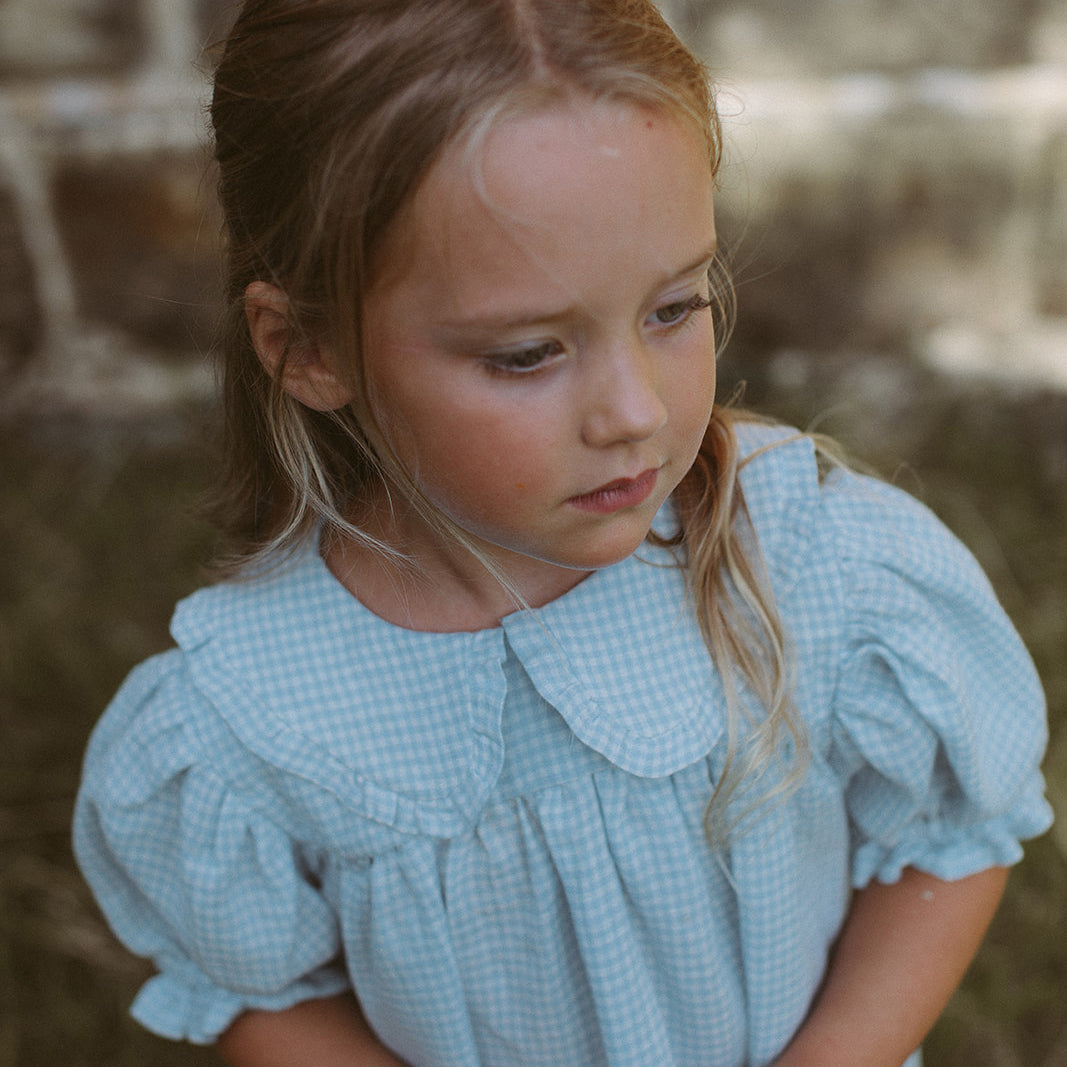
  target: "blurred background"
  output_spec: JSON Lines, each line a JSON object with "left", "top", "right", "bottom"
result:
{"left": 1, "top": 0, "right": 1065, "bottom": 1063}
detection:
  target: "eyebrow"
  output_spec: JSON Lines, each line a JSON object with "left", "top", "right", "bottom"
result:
{"left": 439, "top": 241, "right": 720, "bottom": 336}
{"left": 672, "top": 242, "right": 720, "bottom": 282}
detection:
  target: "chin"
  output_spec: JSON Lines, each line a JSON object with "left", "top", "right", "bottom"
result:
{"left": 562, "top": 531, "right": 653, "bottom": 572}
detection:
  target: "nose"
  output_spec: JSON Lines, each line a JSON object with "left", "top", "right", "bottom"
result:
{"left": 580, "top": 340, "right": 668, "bottom": 448}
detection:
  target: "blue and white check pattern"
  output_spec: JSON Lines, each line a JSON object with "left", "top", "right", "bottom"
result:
{"left": 74, "top": 426, "right": 1052, "bottom": 1066}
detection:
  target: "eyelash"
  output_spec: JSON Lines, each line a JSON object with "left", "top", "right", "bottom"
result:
{"left": 482, "top": 292, "right": 713, "bottom": 377}
{"left": 653, "top": 292, "right": 713, "bottom": 327}
{"left": 483, "top": 341, "right": 565, "bottom": 377}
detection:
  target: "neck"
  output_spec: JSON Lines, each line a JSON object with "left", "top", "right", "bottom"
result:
{"left": 323, "top": 504, "right": 590, "bottom": 632}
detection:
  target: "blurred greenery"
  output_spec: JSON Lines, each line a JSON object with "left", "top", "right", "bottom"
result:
{"left": 1, "top": 354, "right": 1064, "bottom": 1066}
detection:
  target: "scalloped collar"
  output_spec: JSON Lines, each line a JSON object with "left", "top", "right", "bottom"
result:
{"left": 169, "top": 424, "right": 819, "bottom": 831}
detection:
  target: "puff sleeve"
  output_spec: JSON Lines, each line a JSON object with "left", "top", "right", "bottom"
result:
{"left": 823, "top": 469, "right": 1053, "bottom": 889}
{"left": 73, "top": 651, "right": 350, "bottom": 1044}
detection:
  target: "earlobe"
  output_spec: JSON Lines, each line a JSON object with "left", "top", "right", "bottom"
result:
{"left": 244, "top": 281, "right": 354, "bottom": 411}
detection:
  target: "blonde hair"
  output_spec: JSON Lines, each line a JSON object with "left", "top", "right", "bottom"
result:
{"left": 208, "top": 0, "right": 807, "bottom": 834}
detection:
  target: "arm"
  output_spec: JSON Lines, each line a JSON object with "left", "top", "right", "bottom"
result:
{"left": 772, "top": 865, "right": 1009, "bottom": 1067}
{"left": 217, "top": 992, "right": 410, "bottom": 1067}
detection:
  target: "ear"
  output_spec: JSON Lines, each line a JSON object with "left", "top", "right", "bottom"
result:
{"left": 244, "top": 281, "right": 354, "bottom": 411}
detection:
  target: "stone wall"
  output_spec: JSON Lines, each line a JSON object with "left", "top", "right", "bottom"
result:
{"left": 663, "top": 0, "right": 1067, "bottom": 389}
{"left": 2, "top": 0, "right": 1066, "bottom": 418}
{"left": 0, "top": 0, "right": 231, "bottom": 416}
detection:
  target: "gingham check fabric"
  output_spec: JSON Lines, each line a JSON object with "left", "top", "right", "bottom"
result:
{"left": 74, "top": 426, "right": 1051, "bottom": 1066}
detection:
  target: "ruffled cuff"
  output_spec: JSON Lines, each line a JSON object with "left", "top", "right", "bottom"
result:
{"left": 130, "top": 959, "right": 351, "bottom": 1045}
{"left": 850, "top": 804, "right": 1051, "bottom": 888}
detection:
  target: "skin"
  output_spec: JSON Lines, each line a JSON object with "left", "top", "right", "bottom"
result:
{"left": 251, "top": 98, "right": 720, "bottom": 631}
{"left": 217, "top": 995, "right": 407, "bottom": 1066}
{"left": 771, "top": 866, "right": 1010, "bottom": 1067}
{"left": 231, "top": 97, "right": 1012, "bottom": 1066}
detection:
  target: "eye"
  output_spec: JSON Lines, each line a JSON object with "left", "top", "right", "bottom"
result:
{"left": 483, "top": 340, "right": 564, "bottom": 376}
{"left": 652, "top": 293, "right": 713, "bottom": 327}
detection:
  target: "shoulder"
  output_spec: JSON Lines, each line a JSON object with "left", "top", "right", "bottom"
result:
{"left": 79, "top": 648, "right": 215, "bottom": 807}
{"left": 726, "top": 420, "right": 1039, "bottom": 694}
{"left": 816, "top": 454, "right": 997, "bottom": 605}
{"left": 729, "top": 419, "right": 824, "bottom": 592}
{"left": 82, "top": 538, "right": 507, "bottom": 850}
{"left": 730, "top": 419, "right": 992, "bottom": 596}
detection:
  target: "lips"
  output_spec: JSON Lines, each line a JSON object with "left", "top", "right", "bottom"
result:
{"left": 567, "top": 468, "right": 660, "bottom": 514}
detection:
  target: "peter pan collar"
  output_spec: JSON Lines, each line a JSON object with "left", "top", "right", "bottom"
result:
{"left": 169, "top": 425, "right": 820, "bottom": 836}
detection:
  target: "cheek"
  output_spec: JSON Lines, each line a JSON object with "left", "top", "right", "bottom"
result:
{"left": 398, "top": 400, "right": 561, "bottom": 507}
{"left": 672, "top": 350, "right": 717, "bottom": 435}
{"left": 414, "top": 444, "right": 548, "bottom": 544}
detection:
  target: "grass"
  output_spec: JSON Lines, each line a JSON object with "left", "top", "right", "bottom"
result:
{"left": 1, "top": 355, "right": 1064, "bottom": 1066}
{"left": 0, "top": 410, "right": 222, "bottom": 1067}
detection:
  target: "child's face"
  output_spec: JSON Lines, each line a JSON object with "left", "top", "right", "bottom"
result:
{"left": 361, "top": 97, "right": 718, "bottom": 594}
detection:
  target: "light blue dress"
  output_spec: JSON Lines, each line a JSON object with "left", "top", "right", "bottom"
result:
{"left": 74, "top": 427, "right": 1052, "bottom": 1067}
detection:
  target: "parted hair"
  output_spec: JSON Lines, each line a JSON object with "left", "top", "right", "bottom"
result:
{"left": 208, "top": 0, "right": 807, "bottom": 834}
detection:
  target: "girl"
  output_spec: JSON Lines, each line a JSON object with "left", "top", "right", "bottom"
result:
{"left": 74, "top": 1, "right": 1052, "bottom": 1065}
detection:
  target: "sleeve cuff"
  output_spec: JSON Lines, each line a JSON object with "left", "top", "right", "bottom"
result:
{"left": 851, "top": 803, "right": 1053, "bottom": 889}
{"left": 130, "top": 963, "right": 352, "bottom": 1045}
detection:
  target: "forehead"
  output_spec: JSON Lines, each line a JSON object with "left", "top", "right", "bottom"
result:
{"left": 368, "top": 97, "right": 717, "bottom": 313}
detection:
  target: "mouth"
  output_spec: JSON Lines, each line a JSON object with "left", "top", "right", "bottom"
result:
{"left": 567, "top": 468, "right": 660, "bottom": 514}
